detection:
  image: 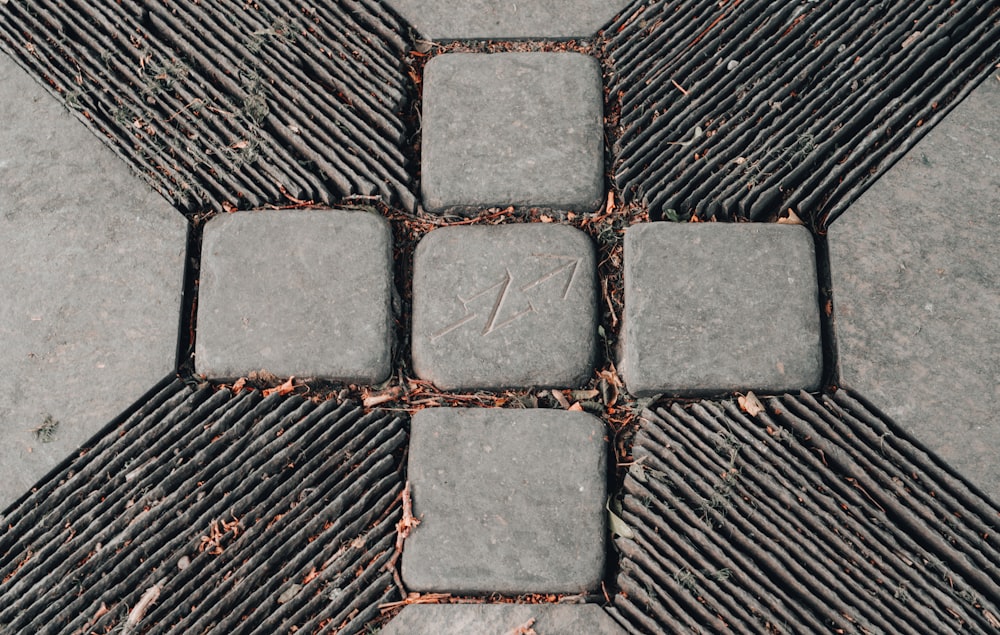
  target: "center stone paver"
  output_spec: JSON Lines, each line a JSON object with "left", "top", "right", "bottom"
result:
{"left": 621, "top": 222, "right": 823, "bottom": 397}
{"left": 421, "top": 52, "right": 605, "bottom": 213}
{"left": 402, "top": 407, "right": 608, "bottom": 595}
{"left": 382, "top": 604, "right": 626, "bottom": 634}
{"left": 412, "top": 224, "right": 597, "bottom": 390}
{"left": 195, "top": 209, "right": 393, "bottom": 383}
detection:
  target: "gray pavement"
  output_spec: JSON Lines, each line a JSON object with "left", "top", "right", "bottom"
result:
{"left": 385, "top": 0, "right": 628, "bottom": 40}
{"left": 195, "top": 209, "right": 394, "bottom": 383}
{"left": 829, "top": 74, "right": 1000, "bottom": 501}
{"left": 411, "top": 224, "right": 597, "bottom": 390}
{"left": 402, "top": 407, "right": 608, "bottom": 595}
{"left": 0, "top": 53, "right": 186, "bottom": 509}
{"left": 421, "top": 52, "right": 604, "bottom": 213}
{"left": 621, "top": 222, "right": 823, "bottom": 397}
{"left": 1, "top": 4, "right": 998, "bottom": 631}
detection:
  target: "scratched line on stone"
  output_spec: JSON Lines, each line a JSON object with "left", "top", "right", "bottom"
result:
{"left": 430, "top": 256, "right": 582, "bottom": 341}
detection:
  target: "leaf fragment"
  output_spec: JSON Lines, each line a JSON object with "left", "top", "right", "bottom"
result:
{"left": 738, "top": 391, "right": 765, "bottom": 417}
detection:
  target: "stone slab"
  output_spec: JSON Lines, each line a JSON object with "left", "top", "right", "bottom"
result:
{"left": 384, "top": 0, "right": 629, "bottom": 40}
{"left": 382, "top": 604, "right": 626, "bottom": 634}
{"left": 829, "top": 75, "right": 1000, "bottom": 500}
{"left": 421, "top": 52, "right": 604, "bottom": 213}
{"left": 402, "top": 407, "right": 608, "bottom": 594}
{"left": 0, "top": 52, "right": 186, "bottom": 509}
{"left": 411, "top": 224, "right": 597, "bottom": 390}
{"left": 621, "top": 222, "right": 823, "bottom": 397}
{"left": 195, "top": 209, "right": 393, "bottom": 383}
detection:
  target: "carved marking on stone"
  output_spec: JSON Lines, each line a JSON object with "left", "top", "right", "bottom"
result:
{"left": 521, "top": 254, "right": 581, "bottom": 300}
{"left": 430, "top": 256, "right": 583, "bottom": 341}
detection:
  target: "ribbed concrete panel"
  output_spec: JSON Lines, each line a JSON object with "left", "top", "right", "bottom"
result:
{"left": 0, "top": 380, "right": 407, "bottom": 634}
{"left": 613, "top": 390, "right": 1000, "bottom": 633}
{"left": 603, "top": 0, "right": 1000, "bottom": 228}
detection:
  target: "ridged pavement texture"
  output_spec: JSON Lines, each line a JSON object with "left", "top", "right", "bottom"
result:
{"left": 604, "top": 0, "right": 1000, "bottom": 228}
{"left": 0, "top": 380, "right": 407, "bottom": 634}
{"left": 1, "top": 0, "right": 999, "bottom": 633}
{"left": 616, "top": 391, "right": 1000, "bottom": 633}
{"left": 0, "top": 0, "right": 416, "bottom": 214}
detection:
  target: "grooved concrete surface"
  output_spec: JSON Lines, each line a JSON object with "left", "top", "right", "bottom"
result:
{"left": 402, "top": 407, "right": 608, "bottom": 594}
{"left": 382, "top": 604, "right": 627, "bottom": 634}
{"left": 829, "top": 75, "right": 1000, "bottom": 501}
{"left": 421, "top": 52, "right": 605, "bottom": 213}
{"left": 621, "top": 222, "right": 823, "bottom": 397}
{"left": 0, "top": 53, "right": 186, "bottom": 508}
{"left": 385, "top": 0, "right": 628, "bottom": 40}
{"left": 412, "top": 224, "right": 597, "bottom": 390}
{"left": 196, "top": 209, "right": 394, "bottom": 383}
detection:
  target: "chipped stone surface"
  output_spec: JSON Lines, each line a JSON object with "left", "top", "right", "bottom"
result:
{"left": 195, "top": 209, "right": 394, "bottom": 383}
{"left": 382, "top": 603, "right": 627, "bottom": 634}
{"left": 412, "top": 224, "right": 597, "bottom": 390}
{"left": 829, "top": 76, "right": 1000, "bottom": 500}
{"left": 621, "top": 222, "right": 822, "bottom": 397}
{"left": 385, "top": 0, "right": 629, "bottom": 40}
{"left": 402, "top": 407, "right": 608, "bottom": 594}
{"left": 0, "top": 53, "right": 186, "bottom": 509}
{"left": 421, "top": 52, "right": 604, "bottom": 213}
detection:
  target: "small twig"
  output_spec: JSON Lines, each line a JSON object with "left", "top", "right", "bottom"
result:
{"left": 122, "top": 578, "right": 166, "bottom": 634}
{"left": 379, "top": 592, "right": 452, "bottom": 613}
{"left": 385, "top": 482, "right": 420, "bottom": 596}
{"left": 434, "top": 206, "right": 513, "bottom": 227}
{"left": 363, "top": 386, "right": 403, "bottom": 408}
{"left": 671, "top": 79, "right": 689, "bottom": 96}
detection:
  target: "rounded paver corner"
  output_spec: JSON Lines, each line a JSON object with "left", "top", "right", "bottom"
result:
{"left": 420, "top": 52, "right": 605, "bottom": 214}
{"left": 411, "top": 223, "right": 597, "bottom": 391}
{"left": 402, "top": 407, "right": 608, "bottom": 594}
{"left": 621, "top": 222, "right": 823, "bottom": 397}
{"left": 195, "top": 208, "right": 394, "bottom": 384}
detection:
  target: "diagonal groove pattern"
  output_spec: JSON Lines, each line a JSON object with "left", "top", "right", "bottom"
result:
{"left": 603, "top": 0, "right": 1000, "bottom": 228}
{"left": 0, "top": 0, "right": 416, "bottom": 215}
{"left": 0, "top": 380, "right": 406, "bottom": 634}
{"left": 615, "top": 390, "right": 1000, "bottom": 633}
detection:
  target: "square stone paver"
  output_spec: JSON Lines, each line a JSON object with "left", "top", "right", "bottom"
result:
{"left": 196, "top": 209, "right": 393, "bottom": 383}
{"left": 402, "top": 407, "right": 608, "bottom": 594}
{"left": 421, "top": 52, "right": 604, "bottom": 213}
{"left": 411, "top": 224, "right": 597, "bottom": 390}
{"left": 382, "top": 604, "right": 626, "bottom": 634}
{"left": 621, "top": 222, "right": 823, "bottom": 397}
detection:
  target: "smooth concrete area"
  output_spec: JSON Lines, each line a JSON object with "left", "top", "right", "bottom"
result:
{"left": 0, "top": 53, "right": 186, "bottom": 510}
{"left": 829, "top": 75, "right": 1000, "bottom": 500}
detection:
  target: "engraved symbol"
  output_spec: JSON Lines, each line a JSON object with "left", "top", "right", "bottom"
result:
{"left": 431, "top": 255, "right": 582, "bottom": 341}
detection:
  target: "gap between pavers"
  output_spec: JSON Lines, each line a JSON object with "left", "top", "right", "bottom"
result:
{"left": 620, "top": 222, "right": 823, "bottom": 397}
{"left": 381, "top": 603, "right": 627, "bottom": 634}
{"left": 420, "top": 52, "right": 605, "bottom": 213}
{"left": 195, "top": 208, "right": 394, "bottom": 383}
{"left": 0, "top": 52, "right": 186, "bottom": 510}
{"left": 411, "top": 223, "right": 597, "bottom": 391}
{"left": 402, "top": 407, "right": 608, "bottom": 595}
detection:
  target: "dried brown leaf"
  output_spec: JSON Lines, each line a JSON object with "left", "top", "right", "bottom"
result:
{"left": 738, "top": 391, "right": 765, "bottom": 417}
